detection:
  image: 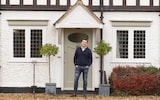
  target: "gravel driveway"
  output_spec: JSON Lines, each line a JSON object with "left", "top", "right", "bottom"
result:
{"left": 0, "top": 93, "right": 160, "bottom": 100}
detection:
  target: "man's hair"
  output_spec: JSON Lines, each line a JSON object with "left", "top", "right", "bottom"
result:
{"left": 81, "top": 38, "right": 88, "bottom": 42}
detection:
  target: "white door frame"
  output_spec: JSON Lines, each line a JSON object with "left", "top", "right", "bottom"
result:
{"left": 59, "top": 28, "right": 98, "bottom": 91}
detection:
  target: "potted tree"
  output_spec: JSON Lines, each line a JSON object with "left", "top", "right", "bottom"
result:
{"left": 40, "top": 43, "right": 59, "bottom": 95}
{"left": 94, "top": 40, "right": 112, "bottom": 96}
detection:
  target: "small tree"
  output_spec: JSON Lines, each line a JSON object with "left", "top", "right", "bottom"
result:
{"left": 40, "top": 43, "right": 59, "bottom": 83}
{"left": 94, "top": 40, "right": 112, "bottom": 84}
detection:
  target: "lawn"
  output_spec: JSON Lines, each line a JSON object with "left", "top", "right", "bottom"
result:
{"left": 0, "top": 93, "right": 160, "bottom": 100}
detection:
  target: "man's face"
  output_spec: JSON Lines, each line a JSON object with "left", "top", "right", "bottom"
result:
{"left": 81, "top": 39, "right": 88, "bottom": 48}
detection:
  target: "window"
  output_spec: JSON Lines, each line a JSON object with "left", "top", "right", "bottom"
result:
{"left": 68, "top": 33, "right": 88, "bottom": 43}
{"left": 134, "top": 30, "right": 145, "bottom": 58}
{"left": 116, "top": 29, "right": 146, "bottom": 59}
{"left": 31, "top": 30, "right": 42, "bottom": 58}
{"left": 13, "top": 29, "right": 25, "bottom": 57}
{"left": 12, "top": 28, "right": 45, "bottom": 60}
{"left": 116, "top": 30, "right": 128, "bottom": 58}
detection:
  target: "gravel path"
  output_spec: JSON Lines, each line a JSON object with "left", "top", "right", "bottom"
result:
{"left": 0, "top": 93, "right": 160, "bottom": 100}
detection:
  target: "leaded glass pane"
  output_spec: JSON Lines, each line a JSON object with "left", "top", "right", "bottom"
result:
{"left": 31, "top": 29, "right": 42, "bottom": 58}
{"left": 134, "top": 30, "right": 145, "bottom": 58}
{"left": 13, "top": 29, "right": 25, "bottom": 57}
{"left": 116, "top": 30, "right": 128, "bottom": 58}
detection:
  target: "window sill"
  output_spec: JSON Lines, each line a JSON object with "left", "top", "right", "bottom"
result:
{"left": 8, "top": 58, "right": 48, "bottom": 63}
{"left": 110, "top": 59, "right": 151, "bottom": 66}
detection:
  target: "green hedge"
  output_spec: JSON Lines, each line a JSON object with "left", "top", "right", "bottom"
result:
{"left": 109, "top": 66, "right": 160, "bottom": 96}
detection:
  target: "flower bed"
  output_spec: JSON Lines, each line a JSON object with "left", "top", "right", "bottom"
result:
{"left": 109, "top": 66, "right": 160, "bottom": 96}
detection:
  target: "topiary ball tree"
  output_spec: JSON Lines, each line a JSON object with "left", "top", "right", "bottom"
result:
{"left": 94, "top": 40, "right": 112, "bottom": 84}
{"left": 94, "top": 40, "right": 112, "bottom": 56}
{"left": 40, "top": 43, "right": 59, "bottom": 83}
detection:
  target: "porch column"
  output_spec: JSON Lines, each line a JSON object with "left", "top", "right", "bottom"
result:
{"left": 0, "top": 13, "right": 1, "bottom": 63}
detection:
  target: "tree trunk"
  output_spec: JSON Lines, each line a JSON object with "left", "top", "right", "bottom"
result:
{"left": 100, "top": 55, "right": 105, "bottom": 84}
{"left": 49, "top": 56, "right": 51, "bottom": 83}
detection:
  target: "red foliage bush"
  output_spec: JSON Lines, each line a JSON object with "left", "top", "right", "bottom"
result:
{"left": 109, "top": 66, "right": 160, "bottom": 95}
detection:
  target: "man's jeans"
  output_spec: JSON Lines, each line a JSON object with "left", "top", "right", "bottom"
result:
{"left": 73, "top": 66, "right": 89, "bottom": 95}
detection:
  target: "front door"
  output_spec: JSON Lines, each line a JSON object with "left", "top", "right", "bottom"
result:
{"left": 64, "top": 28, "right": 92, "bottom": 90}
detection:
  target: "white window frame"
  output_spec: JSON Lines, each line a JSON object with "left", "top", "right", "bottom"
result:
{"left": 9, "top": 26, "right": 47, "bottom": 63}
{"left": 112, "top": 27, "right": 150, "bottom": 63}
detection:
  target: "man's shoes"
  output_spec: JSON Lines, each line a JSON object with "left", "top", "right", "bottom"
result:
{"left": 70, "top": 94, "right": 77, "bottom": 97}
{"left": 83, "top": 94, "right": 86, "bottom": 97}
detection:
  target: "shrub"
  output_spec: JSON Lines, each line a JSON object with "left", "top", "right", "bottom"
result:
{"left": 109, "top": 66, "right": 160, "bottom": 96}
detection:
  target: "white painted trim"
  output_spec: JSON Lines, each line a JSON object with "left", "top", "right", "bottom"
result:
{"left": 8, "top": 26, "right": 47, "bottom": 63}
{"left": 92, "top": 29, "right": 97, "bottom": 90}
{"left": 55, "top": 24, "right": 103, "bottom": 29}
{"left": 61, "top": 29, "right": 65, "bottom": 90}
{"left": 8, "top": 20, "right": 49, "bottom": 26}
{"left": 61, "top": 28, "right": 96, "bottom": 91}
{"left": 112, "top": 27, "right": 151, "bottom": 63}
{"left": 0, "top": 14, "right": 1, "bottom": 63}
{"left": 110, "top": 20, "right": 152, "bottom": 27}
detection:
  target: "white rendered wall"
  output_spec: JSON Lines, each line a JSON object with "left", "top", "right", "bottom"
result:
{"left": 113, "top": 0, "right": 123, "bottom": 6}
{"left": 140, "top": 0, "right": 150, "bottom": 6}
{"left": 10, "top": 0, "right": 20, "bottom": 5}
{"left": 70, "top": 0, "right": 89, "bottom": 5}
{"left": 60, "top": 0, "right": 67, "bottom": 5}
{"left": 37, "top": 0, "right": 47, "bottom": 5}
{"left": 102, "top": 12, "right": 160, "bottom": 76}
{"left": 104, "top": 0, "right": 109, "bottom": 6}
{"left": 23, "top": 0, "right": 33, "bottom": 5}
{"left": 126, "top": 0, "right": 136, "bottom": 6}
{"left": 92, "top": 0, "right": 100, "bottom": 6}
{"left": 1, "top": 11, "right": 160, "bottom": 88}
{"left": 51, "top": 0, "right": 56, "bottom": 5}
{"left": 1, "top": 0, "right": 6, "bottom": 5}
{"left": 153, "top": 0, "right": 160, "bottom": 6}
{"left": 0, "top": 10, "right": 101, "bottom": 88}
{"left": 0, "top": 1, "right": 160, "bottom": 89}
{"left": 0, "top": 14, "right": 1, "bottom": 63}
{"left": 0, "top": 11, "right": 65, "bottom": 87}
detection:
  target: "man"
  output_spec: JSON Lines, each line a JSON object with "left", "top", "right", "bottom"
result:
{"left": 71, "top": 39, "right": 92, "bottom": 97}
